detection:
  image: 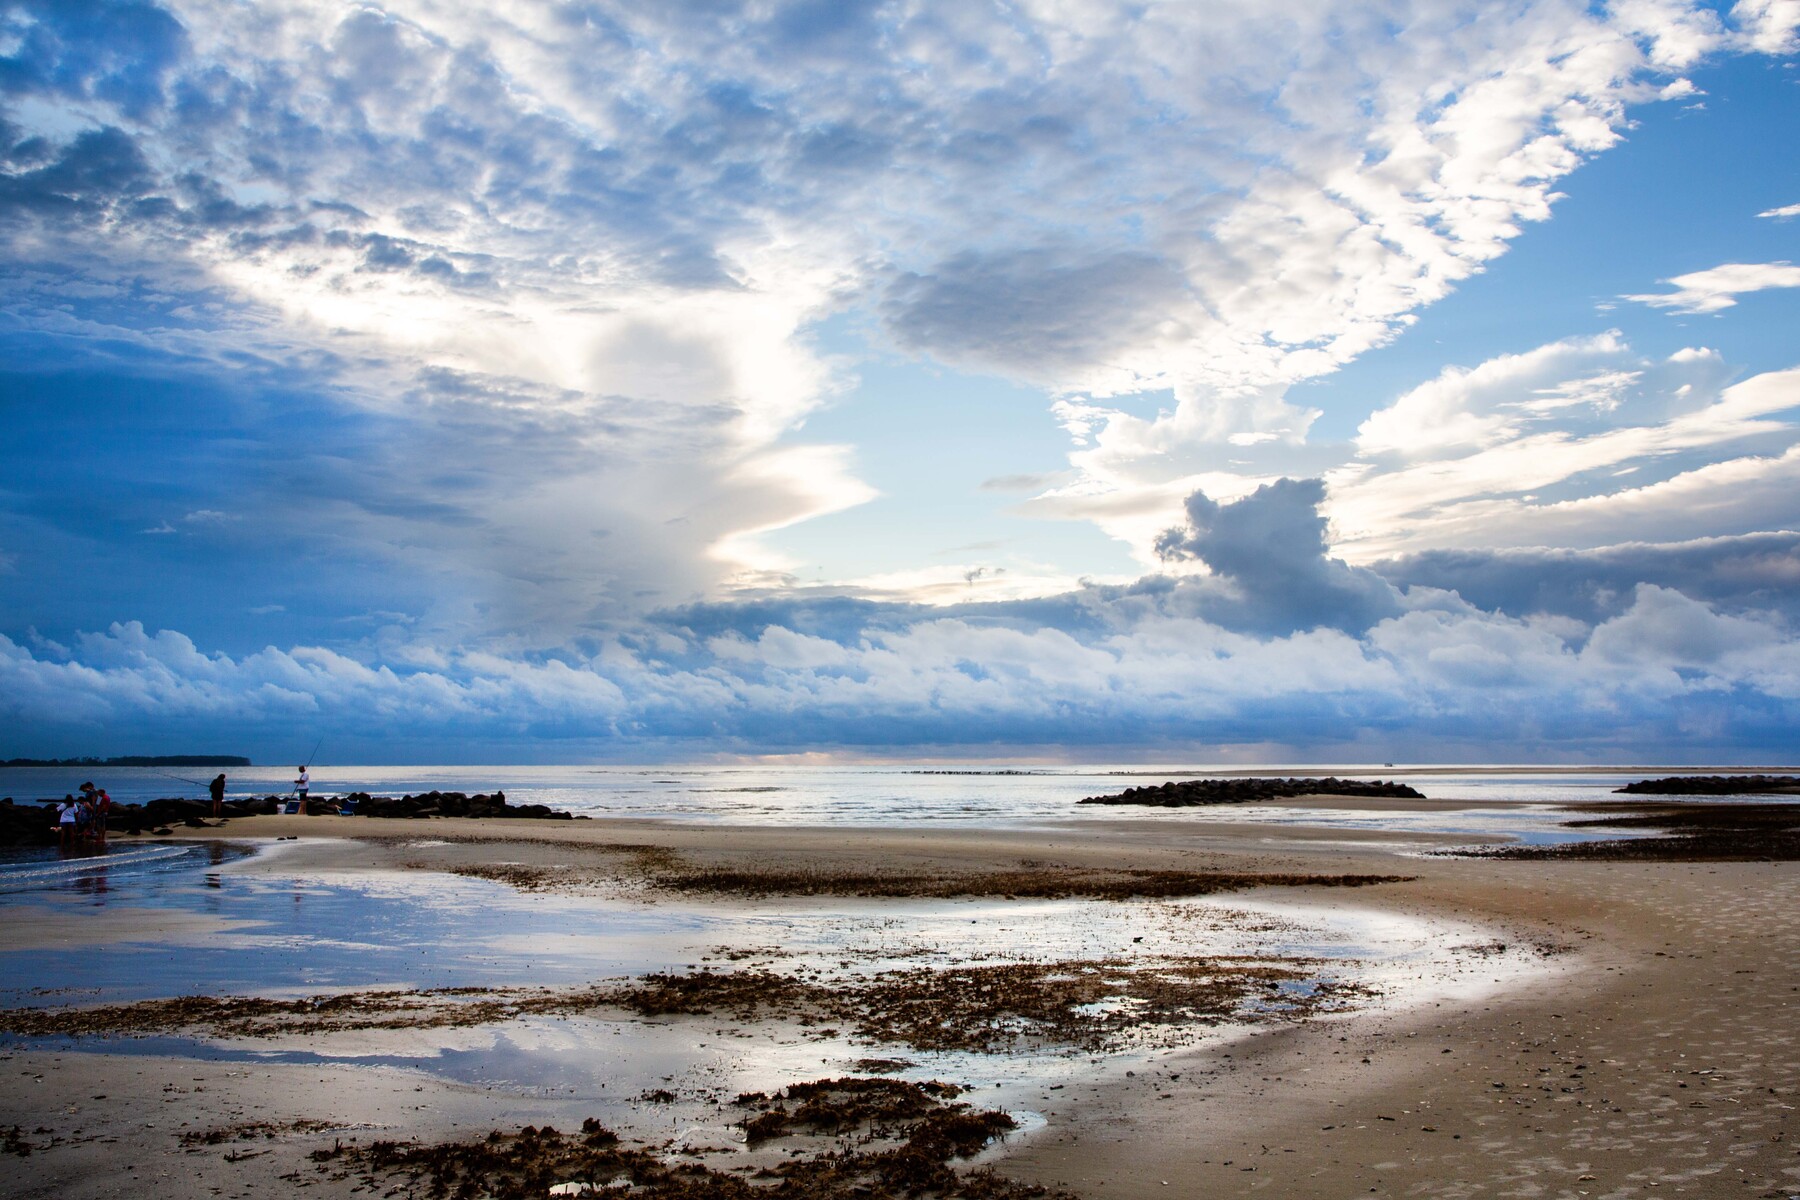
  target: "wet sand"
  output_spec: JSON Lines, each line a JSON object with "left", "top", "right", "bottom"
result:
{"left": 997, "top": 860, "right": 1800, "bottom": 1199}
{"left": 3, "top": 806, "right": 1797, "bottom": 1199}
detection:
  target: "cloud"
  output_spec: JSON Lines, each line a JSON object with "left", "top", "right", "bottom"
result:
{"left": 1329, "top": 345, "right": 1800, "bottom": 563}
{"left": 882, "top": 248, "right": 1192, "bottom": 379}
{"left": 1622, "top": 262, "right": 1800, "bottom": 314}
{"left": 980, "top": 472, "right": 1069, "bottom": 493}
{"left": 1355, "top": 332, "right": 1632, "bottom": 460}
{"left": 1154, "top": 478, "right": 1400, "bottom": 635}
{"left": 1729, "top": 0, "right": 1800, "bottom": 54}
{"left": 2, "top": 0, "right": 1799, "bottom": 763}
{"left": 7, "top": 575, "right": 1800, "bottom": 761}
{"left": 1373, "top": 532, "right": 1800, "bottom": 625}
{"left": 2, "top": 0, "right": 1789, "bottom": 632}
{"left": 1758, "top": 203, "right": 1800, "bottom": 220}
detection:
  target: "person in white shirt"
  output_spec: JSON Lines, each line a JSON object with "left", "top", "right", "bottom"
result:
{"left": 58, "top": 795, "right": 79, "bottom": 849}
{"left": 295, "top": 765, "right": 310, "bottom": 814}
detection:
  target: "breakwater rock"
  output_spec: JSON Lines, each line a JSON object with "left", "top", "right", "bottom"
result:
{"left": 343, "top": 790, "right": 572, "bottom": 820}
{"left": 1615, "top": 775, "right": 1800, "bottom": 796}
{"left": 0, "top": 790, "right": 576, "bottom": 845}
{"left": 0, "top": 796, "right": 278, "bottom": 845}
{"left": 1078, "top": 777, "right": 1425, "bottom": 807}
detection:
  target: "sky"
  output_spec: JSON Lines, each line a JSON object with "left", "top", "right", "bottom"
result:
{"left": 2, "top": 0, "right": 1799, "bottom": 765}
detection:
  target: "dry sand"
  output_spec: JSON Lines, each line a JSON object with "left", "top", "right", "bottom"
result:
{"left": 3, "top": 807, "right": 1796, "bottom": 1199}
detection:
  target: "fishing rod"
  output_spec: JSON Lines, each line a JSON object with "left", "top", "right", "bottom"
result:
{"left": 153, "top": 768, "right": 208, "bottom": 788}
{"left": 304, "top": 736, "right": 323, "bottom": 769}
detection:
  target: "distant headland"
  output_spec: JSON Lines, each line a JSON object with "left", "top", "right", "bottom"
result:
{"left": 0, "top": 755, "right": 253, "bottom": 768}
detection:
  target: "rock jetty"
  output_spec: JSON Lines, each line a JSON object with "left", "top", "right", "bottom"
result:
{"left": 0, "top": 790, "right": 575, "bottom": 845}
{"left": 1078, "top": 777, "right": 1425, "bottom": 807}
{"left": 1615, "top": 775, "right": 1800, "bottom": 796}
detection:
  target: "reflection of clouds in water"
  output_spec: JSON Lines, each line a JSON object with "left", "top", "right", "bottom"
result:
{"left": 0, "top": 843, "right": 244, "bottom": 893}
{"left": 208, "top": 1021, "right": 506, "bottom": 1061}
{"left": 0, "top": 851, "right": 1559, "bottom": 1151}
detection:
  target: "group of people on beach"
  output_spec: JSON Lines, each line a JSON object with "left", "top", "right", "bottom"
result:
{"left": 56, "top": 782, "right": 112, "bottom": 848}
{"left": 48, "top": 767, "right": 315, "bottom": 846}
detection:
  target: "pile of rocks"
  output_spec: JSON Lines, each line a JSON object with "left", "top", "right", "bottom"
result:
{"left": 1615, "top": 775, "right": 1800, "bottom": 795}
{"left": 0, "top": 796, "right": 273, "bottom": 844}
{"left": 1078, "top": 776, "right": 1425, "bottom": 807}
{"left": 0, "top": 790, "right": 576, "bottom": 845}
{"left": 0, "top": 798, "right": 75, "bottom": 844}
{"left": 347, "top": 790, "right": 572, "bottom": 820}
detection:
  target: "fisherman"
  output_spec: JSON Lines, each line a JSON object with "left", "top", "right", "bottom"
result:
{"left": 295, "top": 764, "right": 309, "bottom": 814}
{"left": 209, "top": 773, "right": 227, "bottom": 818}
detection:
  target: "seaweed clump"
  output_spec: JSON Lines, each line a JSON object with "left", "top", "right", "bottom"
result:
{"left": 0, "top": 952, "right": 1371, "bottom": 1054}
{"left": 735, "top": 1077, "right": 964, "bottom": 1143}
{"left": 312, "top": 1083, "right": 1059, "bottom": 1200}
{"left": 1463, "top": 801, "right": 1800, "bottom": 861}
{"left": 649, "top": 865, "right": 1409, "bottom": 900}
{"left": 619, "top": 957, "right": 1368, "bottom": 1054}
{"left": 1615, "top": 775, "right": 1800, "bottom": 796}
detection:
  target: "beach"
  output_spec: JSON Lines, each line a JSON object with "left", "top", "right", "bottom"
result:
{"left": 1, "top": 801, "right": 1796, "bottom": 1199}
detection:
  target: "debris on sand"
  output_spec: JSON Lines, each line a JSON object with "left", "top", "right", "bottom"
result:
{"left": 646, "top": 865, "right": 1410, "bottom": 900}
{"left": 310, "top": 1085, "right": 1064, "bottom": 1200}
{"left": 1456, "top": 801, "right": 1800, "bottom": 861}
{"left": 0, "top": 955, "right": 1372, "bottom": 1054}
{"left": 1614, "top": 775, "right": 1800, "bottom": 796}
{"left": 734, "top": 1077, "right": 965, "bottom": 1143}
{"left": 617, "top": 957, "right": 1368, "bottom": 1054}
{"left": 1077, "top": 778, "right": 1424, "bottom": 806}
{"left": 179, "top": 1119, "right": 338, "bottom": 1146}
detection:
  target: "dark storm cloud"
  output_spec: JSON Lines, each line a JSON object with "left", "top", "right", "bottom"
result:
{"left": 882, "top": 247, "right": 1192, "bottom": 374}
{"left": 1154, "top": 478, "right": 1401, "bottom": 635}
{"left": 1374, "top": 534, "right": 1800, "bottom": 625}
{"left": 0, "top": 0, "right": 186, "bottom": 117}
{"left": 0, "top": 125, "right": 153, "bottom": 213}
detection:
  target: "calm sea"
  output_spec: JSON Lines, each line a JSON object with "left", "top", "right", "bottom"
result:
{"left": 2, "top": 763, "right": 1780, "bottom": 839}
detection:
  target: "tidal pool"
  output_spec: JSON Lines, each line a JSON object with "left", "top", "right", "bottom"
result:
{"left": 0, "top": 837, "right": 1551, "bottom": 1151}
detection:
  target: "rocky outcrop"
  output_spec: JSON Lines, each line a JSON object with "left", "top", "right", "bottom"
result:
{"left": 1615, "top": 775, "right": 1800, "bottom": 796}
{"left": 344, "top": 791, "right": 571, "bottom": 820}
{"left": 1078, "top": 777, "right": 1425, "bottom": 806}
{"left": 0, "top": 790, "right": 575, "bottom": 844}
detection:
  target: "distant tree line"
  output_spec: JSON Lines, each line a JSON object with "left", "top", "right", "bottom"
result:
{"left": 0, "top": 755, "right": 252, "bottom": 768}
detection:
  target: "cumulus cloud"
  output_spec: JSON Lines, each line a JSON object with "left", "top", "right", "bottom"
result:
{"left": 1374, "top": 532, "right": 1800, "bottom": 625}
{"left": 1154, "top": 478, "right": 1400, "bottom": 635}
{"left": 1621, "top": 262, "right": 1800, "bottom": 314}
{"left": 1330, "top": 342, "right": 1800, "bottom": 563}
{"left": 1354, "top": 332, "right": 1634, "bottom": 460}
{"left": 3, "top": 0, "right": 1790, "bottom": 633}
{"left": 1730, "top": 0, "right": 1800, "bottom": 54}
{"left": 3, "top": 1, "right": 1799, "bottom": 762}
{"left": 7, "top": 581, "right": 1799, "bottom": 761}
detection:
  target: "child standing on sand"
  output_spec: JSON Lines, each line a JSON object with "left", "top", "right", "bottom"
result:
{"left": 57, "top": 794, "right": 78, "bottom": 849}
{"left": 76, "top": 782, "right": 98, "bottom": 843}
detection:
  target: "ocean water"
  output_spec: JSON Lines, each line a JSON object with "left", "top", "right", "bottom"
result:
{"left": 0, "top": 762, "right": 1765, "bottom": 838}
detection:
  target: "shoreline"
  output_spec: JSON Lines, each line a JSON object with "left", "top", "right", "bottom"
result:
{"left": 2, "top": 813, "right": 1796, "bottom": 1198}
